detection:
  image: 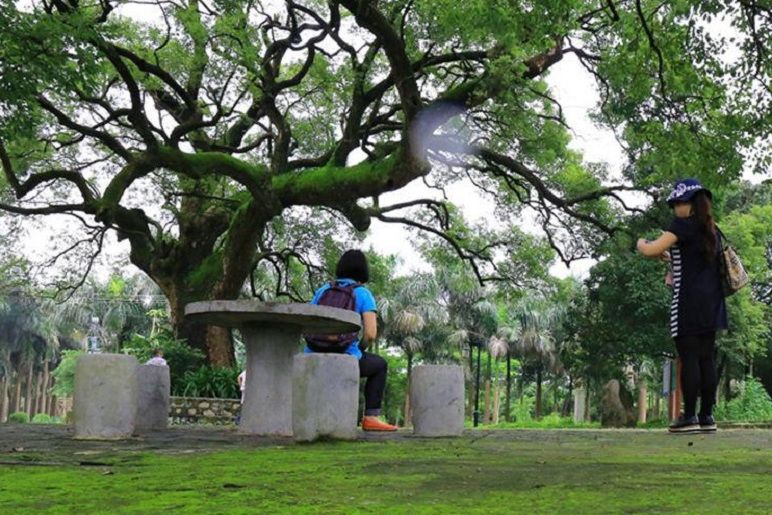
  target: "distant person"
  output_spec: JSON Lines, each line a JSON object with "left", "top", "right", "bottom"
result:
{"left": 237, "top": 370, "right": 247, "bottom": 404}
{"left": 305, "top": 250, "right": 397, "bottom": 431}
{"left": 236, "top": 370, "right": 247, "bottom": 425}
{"left": 637, "top": 179, "right": 726, "bottom": 433}
{"left": 145, "top": 349, "right": 168, "bottom": 367}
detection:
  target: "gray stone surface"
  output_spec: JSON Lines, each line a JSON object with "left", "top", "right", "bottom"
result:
{"left": 73, "top": 354, "right": 139, "bottom": 440}
{"left": 184, "top": 301, "right": 361, "bottom": 333}
{"left": 238, "top": 324, "right": 299, "bottom": 436}
{"left": 292, "top": 354, "right": 359, "bottom": 442}
{"left": 410, "top": 365, "right": 465, "bottom": 437}
{"left": 135, "top": 365, "right": 170, "bottom": 432}
{"left": 185, "top": 301, "right": 362, "bottom": 437}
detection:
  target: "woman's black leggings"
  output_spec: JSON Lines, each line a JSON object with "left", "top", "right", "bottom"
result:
{"left": 674, "top": 332, "right": 718, "bottom": 418}
{"left": 359, "top": 352, "right": 388, "bottom": 416}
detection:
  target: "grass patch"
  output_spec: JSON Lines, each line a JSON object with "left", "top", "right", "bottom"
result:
{"left": 0, "top": 430, "right": 769, "bottom": 513}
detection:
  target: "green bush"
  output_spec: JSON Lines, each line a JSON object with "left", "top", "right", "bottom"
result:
{"left": 714, "top": 376, "right": 772, "bottom": 422}
{"left": 488, "top": 412, "right": 600, "bottom": 429}
{"left": 31, "top": 413, "right": 54, "bottom": 424}
{"left": 50, "top": 349, "right": 84, "bottom": 397}
{"left": 8, "top": 412, "right": 29, "bottom": 423}
{"left": 123, "top": 327, "right": 205, "bottom": 394}
{"left": 179, "top": 365, "right": 240, "bottom": 399}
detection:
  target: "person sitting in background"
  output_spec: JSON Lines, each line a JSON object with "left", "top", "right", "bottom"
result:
{"left": 145, "top": 349, "right": 168, "bottom": 367}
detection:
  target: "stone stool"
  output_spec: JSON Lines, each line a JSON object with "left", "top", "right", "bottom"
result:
{"left": 292, "top": 353, "right": 359, "bottom": 442}
{"left": 410, "top": 364, "right": 464, "bottom": 437}
{"left": 135, "top": 364, "right": 171, "bottom": 432}
{"left": 73, "top": 354, "right": 138, "bottom": 439}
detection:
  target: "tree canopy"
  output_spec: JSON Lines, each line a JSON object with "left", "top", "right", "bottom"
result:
{"left": 0, "top": 0, "right": 769, "bottom": 364}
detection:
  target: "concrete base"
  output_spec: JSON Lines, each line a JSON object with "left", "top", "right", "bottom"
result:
{"left": 135, "top": 364, "right": 170, "bottom": 432}
{"left": 239, "top": 324, "right": 300, "bottom": 436}
{"left": 292, "top": 354, "right": 359, "bottom": 442}
{"left": 410, "top": 364, "right": 464, "bottom": 437}
{"left": 73, "top": 354, "right": 138, "bottom": 440}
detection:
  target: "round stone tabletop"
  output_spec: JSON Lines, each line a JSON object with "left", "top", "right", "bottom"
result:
{"left": 184, "top": 300, "right": 361, "bottom": 333}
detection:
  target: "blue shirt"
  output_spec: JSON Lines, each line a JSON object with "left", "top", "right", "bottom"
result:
{"left": 305, "top": 278, "right": 377, "bottom": 359}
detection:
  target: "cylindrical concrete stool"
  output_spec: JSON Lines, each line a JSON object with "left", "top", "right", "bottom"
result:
{"left": 135, "top": 364, "right": 171, "bottom": 432}
{"left": 73, "top": 353, "right": 139, "bottom": 439}
{"left": 292, "top": 353, "right": 359, "bottom": 442}
{"left": 410, "top": 364, "right": 464, "bottom": 437}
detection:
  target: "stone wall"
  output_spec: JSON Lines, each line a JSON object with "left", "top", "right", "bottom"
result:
{"left": 169, "top": 396, "right": 241, "bottom": 425}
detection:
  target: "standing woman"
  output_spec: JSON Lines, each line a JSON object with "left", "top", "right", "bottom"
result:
{"left": 637, "top": 179, "right": 727, "bottom": 433}
{"left": 306, "top": 250, "right": 398, "bottom": 431}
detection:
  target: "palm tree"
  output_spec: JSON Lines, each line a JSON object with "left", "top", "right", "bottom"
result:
{"left": 507, "top": 297, "right": 563, "bottom": 419}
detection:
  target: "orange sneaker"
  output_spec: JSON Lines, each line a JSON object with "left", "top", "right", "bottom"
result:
{"left": 362, "top": 416, "right": 398, "bottom": 432}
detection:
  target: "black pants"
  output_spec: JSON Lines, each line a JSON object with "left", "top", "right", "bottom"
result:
{"left": 674, "top": 332, "right": 718, "bottom": 418}
{"left": 359, "top": 352, "right": 387, "bottom": 416}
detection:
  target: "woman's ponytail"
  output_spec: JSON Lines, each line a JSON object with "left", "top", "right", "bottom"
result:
{"left": 692, "top": 191, "right": 717, "bottom": 262}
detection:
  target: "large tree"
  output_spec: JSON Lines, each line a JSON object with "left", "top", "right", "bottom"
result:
{"left": 1, "top": 0, "right": 768, "bottom": 365}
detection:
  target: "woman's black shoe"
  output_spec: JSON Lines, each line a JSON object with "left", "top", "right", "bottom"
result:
{"left": 668, "top": 415, "right": 701, "bottom": 433}
{"left": 699, "top": 415, "right": 717, "bottom": 432}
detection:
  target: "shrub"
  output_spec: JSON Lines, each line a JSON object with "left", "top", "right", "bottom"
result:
{"left": 8, "top": 412, "right": 29, "bottom": 423}
{"left": 50, "top": 350, "right": 84, "bottom": 397}
{"left": 123, "top": 327, "right": 205, "bottom": 394}
{"left": 31, "top": 413, "right": 54, "bottom": 424}
{"left": 178, "top": 365, "right": 240, "bottom": 399}
{"left": 714, "top": 376, "right": 772, "bottom": 422}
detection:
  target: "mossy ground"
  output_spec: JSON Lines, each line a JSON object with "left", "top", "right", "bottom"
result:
{"left": 0, "top": 427, "right": 769, "bottom": 514}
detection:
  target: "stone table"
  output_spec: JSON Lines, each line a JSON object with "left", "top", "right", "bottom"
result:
{"left": 185, "top": 301, "right": 360, "bottom": 436}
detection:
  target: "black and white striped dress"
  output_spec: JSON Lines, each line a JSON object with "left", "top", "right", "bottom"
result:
{"left": 666, "top": 217, "right": 727, "bottom": 339}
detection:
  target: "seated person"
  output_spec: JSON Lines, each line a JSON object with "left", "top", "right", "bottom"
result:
{"left": 305, "top": 250, "right": 397, "bottom": 431}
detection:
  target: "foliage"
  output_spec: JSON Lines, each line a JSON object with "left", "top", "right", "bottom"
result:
{"left": 178, "top": 366, "right": 240, "bottom": 399}
{"left": 122, "top": 312, "right": 205, "bottom": 394}
{"left": 31, "top": 413, "right": 56, "bottom": 424}
{"left": 50, "top": 350, "right": 84, "bottom": 397}
{"left": 714, "top": 376, "right": 772, "bottom": 423}
{"left": 380, "top": 352, "right": 407, "bottom": 425}
{"left": 8, "top": 412, "right": 29, "bottom": 423}
{"left": 487, "top": 413, "right": 600, "bottom": 429}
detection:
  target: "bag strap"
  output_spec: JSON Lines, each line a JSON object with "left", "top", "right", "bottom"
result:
{"left": 715, "top": 225, "right": 731, "bottom": 247}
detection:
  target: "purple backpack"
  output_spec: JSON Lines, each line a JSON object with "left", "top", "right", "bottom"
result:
{"left": 304, "top": 282, "right": 362, "bottom": 353}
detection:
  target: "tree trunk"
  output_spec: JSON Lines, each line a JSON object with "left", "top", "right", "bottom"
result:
{"left": 637, "top": 380, "right": 647, "bottom": 424}
{"left": 25, "top": 359, "right": 35, "bottom": 418}
{"left": 585, "top": 381, "right": 591, "bottom": 422}
{"left": 403, "top": 353, "right": 413, "bottom": 426}
{"left": 0, "top": 376, "right": 8, "bottom": 423}
{"left": 535, "top": 367, "right": 543, "bottom": 419}
{"left": 505, "top": 354, "right": 512, "bottom": 422}
{"left": 482, "top": 379, "right": 491, "bottom": 423}
{"left": 33, "top": 370, "right": 42, "bottom": 417}
{"left": 492, "top": 376, "right": 500, "bottom": 425}
{"left": 12, "top": 370, "right": 22, "bottom": 414}
{"left": 40, "top": 360, "right": 50, "bottom": 416}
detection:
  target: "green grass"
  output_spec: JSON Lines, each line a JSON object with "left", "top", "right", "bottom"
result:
{"left": 0, "top": 431, "right": 770, "bottom": 513}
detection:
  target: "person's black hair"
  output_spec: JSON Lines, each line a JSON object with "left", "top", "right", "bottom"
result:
{"left": 335, "top": 250, "right": 369, "bottom": 283}
{"left": 691, "top": 190, "right": 717, "bottom": 262}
